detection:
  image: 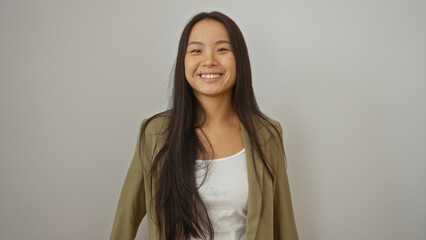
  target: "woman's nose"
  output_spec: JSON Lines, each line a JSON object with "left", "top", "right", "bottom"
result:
{"left": 201, "top": 52, "right": 217, "bottom": 67}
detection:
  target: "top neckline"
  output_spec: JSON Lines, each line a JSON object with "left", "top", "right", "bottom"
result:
{"left": 196, "top": 148, "right": 245, "bottom": 162}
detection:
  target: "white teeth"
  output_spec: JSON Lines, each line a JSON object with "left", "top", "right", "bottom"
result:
{"left": 201, "top": 74, "right": 222, "bottom": 79}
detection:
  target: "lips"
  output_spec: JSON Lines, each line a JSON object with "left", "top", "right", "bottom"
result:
{"left": 197, "top": 71, "right": 224, "bottom": 83}
{"left": 199, "top": 73, "right": 223, "bottom": 79}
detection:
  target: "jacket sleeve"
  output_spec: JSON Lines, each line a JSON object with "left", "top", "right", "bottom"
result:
{"left": 110, "top": 119, "right": 147, "bottom": 240}
{"left": 272, "top": 122, "right": 299, "bottom": 239}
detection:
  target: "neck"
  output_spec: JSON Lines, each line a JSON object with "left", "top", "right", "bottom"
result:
{"left": 194, "top": 91, "right": 238, "bottom": 127}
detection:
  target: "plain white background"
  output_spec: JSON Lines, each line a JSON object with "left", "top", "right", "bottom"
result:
{"left": 1, "top": 0, "right": 425, "bottom": 239}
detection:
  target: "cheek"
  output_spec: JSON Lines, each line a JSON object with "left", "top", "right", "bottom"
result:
{"left": 184, "top": 61, "right": 195, "bottom": 83}
{"left": 226, "top": 57, "right": 237, "bottom": 83}
{"left": 184, "top": 58, "right": 189, "bottom": 74}
{"left": 224, "top": 56, "right": 237, "bottom": 73}
{"left": 184, "top": 58, "right": 197, "bottom": 76}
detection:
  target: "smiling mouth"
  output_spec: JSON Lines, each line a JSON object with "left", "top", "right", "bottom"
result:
{"left": 199, "top": 73, "right": 223, "bottom": 79}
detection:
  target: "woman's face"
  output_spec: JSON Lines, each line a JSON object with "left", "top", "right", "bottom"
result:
{"left": 184, "top": 19, "right": 237, "bottom": 98}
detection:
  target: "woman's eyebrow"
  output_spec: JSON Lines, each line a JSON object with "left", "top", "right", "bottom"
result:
{"left": 187, "top": 40, "right": 231, "bottom": 46}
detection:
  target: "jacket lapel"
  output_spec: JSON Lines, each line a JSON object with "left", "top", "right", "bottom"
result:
{"left": 241, "top": 121, "right": 264, "bottom": 240}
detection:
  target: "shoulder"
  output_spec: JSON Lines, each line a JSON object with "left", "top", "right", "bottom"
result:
{"left": 135, "top": 110, "right": 171, "bottom": 163}
{"left": 253, "top": 114, "right": 283, "bottom": 143}
{"left": 140, "top": 110, "right": 171, "bottom": 136}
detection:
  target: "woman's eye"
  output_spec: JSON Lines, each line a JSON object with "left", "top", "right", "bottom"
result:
{"left": 217, "top": 48, "right": 229, "bottom": 52}
{"left": 189, "top": 49, "right": 200, "bottom": 53}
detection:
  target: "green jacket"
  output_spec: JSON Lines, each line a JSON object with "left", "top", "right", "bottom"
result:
{"left": 110, "top": 113, "right": 299, "bottom": 239}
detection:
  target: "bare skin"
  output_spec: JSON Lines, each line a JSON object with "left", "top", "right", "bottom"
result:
{"left": 195, "top": 93, "right": 244, "bottom": 160}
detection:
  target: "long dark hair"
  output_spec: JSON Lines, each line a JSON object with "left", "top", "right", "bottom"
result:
{"left": 139, "top": 11, "right": 282, "bottom": 240}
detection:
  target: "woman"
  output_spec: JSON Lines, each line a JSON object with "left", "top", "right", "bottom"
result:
{"left": 110, "top": 11, "right": 298, "bottom": 240}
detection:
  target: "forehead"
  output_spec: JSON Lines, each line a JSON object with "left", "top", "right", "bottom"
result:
{"left": 188, "top": 19, "right": 230, "bottom": 43}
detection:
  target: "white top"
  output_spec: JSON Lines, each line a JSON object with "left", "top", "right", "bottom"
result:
{"left": 191, "top": 148, "right": 248, "bottom": 240}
